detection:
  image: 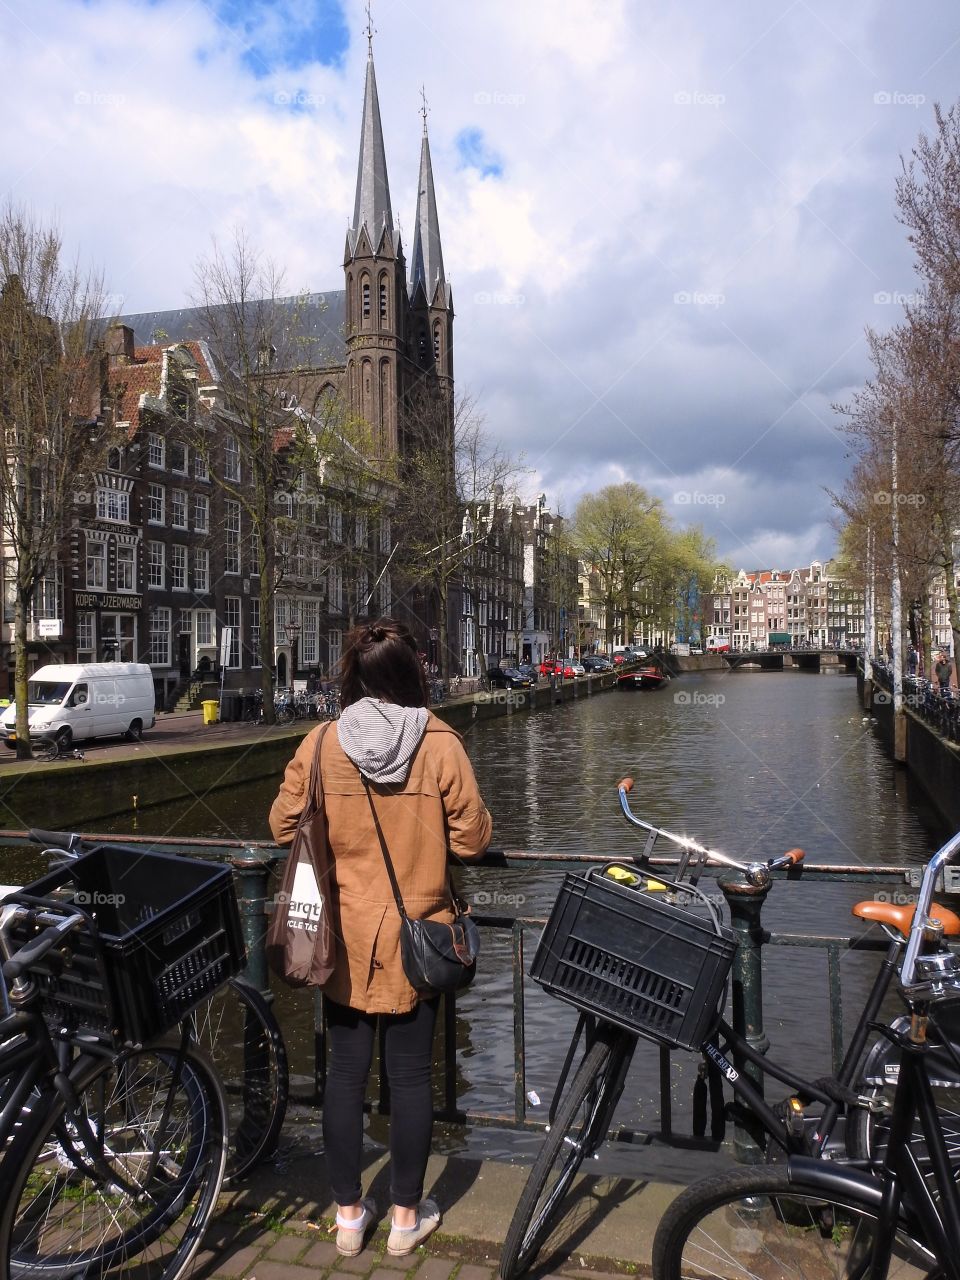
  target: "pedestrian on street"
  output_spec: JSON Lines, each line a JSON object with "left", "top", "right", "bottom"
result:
{"left": 935, "top": 651, "right": 952, "bottom": 693}
{"left": 269, "top": 618, "right": 492, "bottom": 1259}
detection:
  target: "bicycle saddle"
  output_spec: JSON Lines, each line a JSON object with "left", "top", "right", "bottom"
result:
{"left": 852, "top": 899, "right": 960, "bottom": 937}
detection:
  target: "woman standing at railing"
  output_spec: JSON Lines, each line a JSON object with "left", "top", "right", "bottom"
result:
{"left": 269, "top": 618, "right": 492, "bottom": 1259}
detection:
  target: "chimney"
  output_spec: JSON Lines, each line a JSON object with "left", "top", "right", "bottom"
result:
{"left": 106, "top": 323, "right": 135, "bottom": 364}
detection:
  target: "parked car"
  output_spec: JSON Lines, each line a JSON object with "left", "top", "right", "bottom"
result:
{"left": 0, "top": 662, "right": 156, "bottom": 751}
{"left": 517, "top": 662, "right": 539, "bottom": 681}
{"left": 487, "top": 666, "right": 534, "bottom": 689}
{"left": 581, "top": 655, "right": 612, "bottom": 673}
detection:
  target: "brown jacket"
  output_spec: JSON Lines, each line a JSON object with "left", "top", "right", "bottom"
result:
{"left": 268, "top": 714, "right": 492, "bottom": 1014}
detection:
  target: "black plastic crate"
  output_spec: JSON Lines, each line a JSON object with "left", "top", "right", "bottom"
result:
{"left": 531, "top": 870, "right": 737, "bottom": 1051}
{"left": 4, "top": 846, "right": 245, "bottom": 1046}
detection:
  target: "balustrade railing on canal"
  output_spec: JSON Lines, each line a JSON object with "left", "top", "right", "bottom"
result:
{"left": 0, "top": 830, "right": 945, "bottom": 1158}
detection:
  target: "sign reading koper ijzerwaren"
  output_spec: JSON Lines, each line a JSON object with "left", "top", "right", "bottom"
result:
{"left": 73, "top": 592, "right": 144, "bottom": 611}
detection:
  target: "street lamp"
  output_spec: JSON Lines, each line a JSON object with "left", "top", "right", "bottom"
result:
{"left": 284, "top": 617, "right": 302, "bottom": 683}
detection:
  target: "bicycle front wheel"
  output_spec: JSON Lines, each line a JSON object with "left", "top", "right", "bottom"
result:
{"left": 499, "top": 1025, "right": 634, "bottom": 1279}
{"left": 0, "top": 1034, "right": 227, "bottom": 1280}
{"left": 652, "top": 1165, "right": 937, "bottom": 1280}
{"left": 190, "top": 978, "right": 289, "bottom": 1182}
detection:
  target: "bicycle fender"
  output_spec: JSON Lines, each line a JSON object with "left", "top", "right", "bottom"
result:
{"left": 786, "top": 1155, "right": 887, "bottom": 1207}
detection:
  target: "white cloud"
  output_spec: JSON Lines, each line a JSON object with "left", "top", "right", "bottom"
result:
{"left": 2, "top": 0, "right": 955, "bottom": 572}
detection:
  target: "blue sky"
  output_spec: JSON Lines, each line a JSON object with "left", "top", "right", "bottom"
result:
{"left": 4, "top": 0, "right": 960, "bottom": 570}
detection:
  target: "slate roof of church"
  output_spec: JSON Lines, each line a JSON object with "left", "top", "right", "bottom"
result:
{"left": 115, "top": 291, "right": 348, "bottom": 369}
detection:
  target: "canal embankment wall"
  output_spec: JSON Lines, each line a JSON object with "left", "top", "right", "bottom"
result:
{"left": 858, "top": 670, "right": 960, "bottom": 829}
{"left": 0, "top": 669, "right": 623, "bottom": 828}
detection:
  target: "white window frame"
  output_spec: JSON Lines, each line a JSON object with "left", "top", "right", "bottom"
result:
{"left": 147, "top": 541, "right": 165, "bottom": 590}
{"left": 224, "top": 597, "right": 241, "bottom": 668}
{"left": 147, "top": 433, "right": 165, "bottom": 469}
{"left": 171, "top": 544, "right": 187, "bottom": 591}
{"left": 86, "top": 539, "right": 106, "bottom": 590}
{"left": 147, "top": 483, "right": 165, "bottom": 525}
{"left": 193, "top": 549, "right": 209, "bottom": 593}
{"left": 149, "top": 607, "right": 171, "bottom": 666}
{"left": 116, "top": 544, "right": 136, "bottom": 593}
{"left": 171, "top": 489, "right": 187, "bottom": 529}
{"left": 193, "top": 494, "right": 209, "bottom": 533}
{"left": 224, "top": 437, "right": 241, "bottom": 483}
{"left": 96, "top": 489, "right": 129, "bottom": 523}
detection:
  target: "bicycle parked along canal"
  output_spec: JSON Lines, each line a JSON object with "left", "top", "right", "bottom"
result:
{"left": 0, "top": 837, "right": 244, "bottom": 1279}
{"left": 499, "top": 779, "right": 960, "bottom": 1279}
{"left": 17, "top": 829, "right": 289, "bottom": 1184}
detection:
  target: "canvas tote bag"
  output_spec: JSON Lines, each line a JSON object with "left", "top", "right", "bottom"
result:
{"left": 266, "top": 723, "right": 335, "bottom": 987}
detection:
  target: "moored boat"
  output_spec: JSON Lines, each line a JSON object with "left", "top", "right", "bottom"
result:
{"left": 617, "top": 665, "right": 669, "bottom": 690}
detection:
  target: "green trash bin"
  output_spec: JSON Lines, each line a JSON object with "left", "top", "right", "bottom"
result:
{"left": 202, "top": 700, "right": 219, "bottom": 725}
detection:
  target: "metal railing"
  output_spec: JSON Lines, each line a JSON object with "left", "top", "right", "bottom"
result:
{"left": 0, "top": 832, "right": 939, "bottom": 1153}
{"left": 871, "top": 659, "right": 960, "bottom": 743}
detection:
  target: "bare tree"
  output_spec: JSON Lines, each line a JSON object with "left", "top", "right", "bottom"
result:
{"left": 190, "top": 231, "right": 391, "bottom": 717}
{"left": 0, "top": 207, "right": 115, "bottom": 758}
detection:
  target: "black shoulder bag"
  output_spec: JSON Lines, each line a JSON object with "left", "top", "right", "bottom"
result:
{"left": 363, "top": 782, "right": 480, "bottom": 995}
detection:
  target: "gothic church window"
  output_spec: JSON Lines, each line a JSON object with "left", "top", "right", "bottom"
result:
{"left": 362, "top": 279, "right": 371, "bottom": 320}
{"left": 379, "top": 276, "right": 388, "bottom": 323}
{"left": 433, "top": 322, "right": 441, "bottom": 361}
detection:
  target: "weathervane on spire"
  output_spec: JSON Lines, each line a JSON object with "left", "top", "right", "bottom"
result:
{"left": 364, "top": 1, "right": 375, "bottom": 53}
{"left": 420, "top": 84, "right": 429, "bottom": 134}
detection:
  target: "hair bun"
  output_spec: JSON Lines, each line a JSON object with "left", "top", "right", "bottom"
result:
{"left": 368, "top": 626, "right": 386, "bottom": 643}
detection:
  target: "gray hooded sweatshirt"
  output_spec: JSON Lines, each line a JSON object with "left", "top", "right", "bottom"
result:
{"left": 336, "top": 697, "right": 430, "bottom": 785}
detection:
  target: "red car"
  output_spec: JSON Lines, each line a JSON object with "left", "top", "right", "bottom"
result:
{"left": 540, "top": 659, "right": 576, "bottom": 678}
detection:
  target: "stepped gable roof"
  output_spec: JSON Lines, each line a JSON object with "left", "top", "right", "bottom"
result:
{"left": 110, "top": 339, "right": 219, "bottom": 437}
{"left": 115, "top": 292, "right": 348, "bottom": 370}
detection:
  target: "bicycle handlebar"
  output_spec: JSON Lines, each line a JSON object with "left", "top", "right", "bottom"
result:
{"left": 1, "top": 911, "right": 85, "bottom": 982}
{"left": 617, "top": 777, "right": 805, "bottom": 881}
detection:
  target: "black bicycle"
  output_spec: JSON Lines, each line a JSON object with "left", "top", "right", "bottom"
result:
{"left": 652, "top": 826, "right": 960, "bottom": 1279}
{"left": 0, "top": 846, "right": 236, "bottom": 1278}
{"left": 23, "top": 830, "right": 289, "bottom": 1183}
{"left": 499, "top": 779, "right": 960, "bottom": 1278}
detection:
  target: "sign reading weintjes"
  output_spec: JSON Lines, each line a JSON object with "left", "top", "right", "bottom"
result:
{"left": 73, "top": 592, "right": 143, "bottom": 610}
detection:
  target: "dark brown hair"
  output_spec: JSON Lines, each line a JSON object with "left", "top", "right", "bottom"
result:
{"left": 339, "top": 617, "right": 429, "bottom": 709}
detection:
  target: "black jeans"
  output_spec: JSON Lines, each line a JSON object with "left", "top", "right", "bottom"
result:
{"left": 324, "top": 997, "right": 440, "bottom": 1209}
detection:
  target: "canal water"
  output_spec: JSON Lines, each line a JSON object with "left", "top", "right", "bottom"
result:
{"left": 8, "top": 670, "right": 952, "bottom": 1178}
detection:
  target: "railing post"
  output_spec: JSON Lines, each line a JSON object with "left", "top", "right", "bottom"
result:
{"left": 230, "top": 846, "right": 276, "bottom": 994}
{"left": 719, "top": 872, "right": 770, "bottom": 1163}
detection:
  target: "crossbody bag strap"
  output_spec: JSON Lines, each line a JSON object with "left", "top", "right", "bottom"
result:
{"left": 303, "top": 722, "right": 331, "bottom": 817}
{"left": 363, "top": 782, "right": 408, "bottom": 920}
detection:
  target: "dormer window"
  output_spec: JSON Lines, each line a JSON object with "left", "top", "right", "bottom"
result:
{"left": 107, "top": 448, "right": 122, "bottom": 471}
{"left": 168, "top": 384, "right": 192, "bottom": 421}
{"left": 147, "top": 434, "right": 164, "bottom": 469}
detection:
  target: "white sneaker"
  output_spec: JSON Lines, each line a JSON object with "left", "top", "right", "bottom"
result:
{"left": 386, "top": 1198, "right": 441, "bottom": 1256}
{"left": 335, "top": 1196, "right": 377, "bottom": 1256}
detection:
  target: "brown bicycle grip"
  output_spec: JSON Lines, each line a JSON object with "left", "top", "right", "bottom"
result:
{"left": 782, "top": 848, "right": 805, "bottom": 865}
{"left": 617, "top": 777, "right": 634, "bottom": 793}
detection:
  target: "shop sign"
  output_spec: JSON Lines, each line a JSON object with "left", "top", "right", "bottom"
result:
{"left": 73, "top": 592, "right": 143, "bottom": 610}
{"left": 37, "top": 619, "right": 62, "bottom": 638}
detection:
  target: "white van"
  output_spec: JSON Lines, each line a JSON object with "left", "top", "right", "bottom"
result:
{"left": 1, "top": 663, "right": 156, "bottom": 751}
{"left": 706, "top": 636, "right": 731, "bottom": 653}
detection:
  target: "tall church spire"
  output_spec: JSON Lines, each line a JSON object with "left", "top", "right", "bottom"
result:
{"left": 350, "top": 27, "right": 393, "bottom": 251}
{"left": 409, "top": 96, "right": 446, "bottom": 303}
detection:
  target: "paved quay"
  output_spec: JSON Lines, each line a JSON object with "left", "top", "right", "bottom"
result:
{"left": 202, "top": 1111, "right": 682, "bottom": 1280}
